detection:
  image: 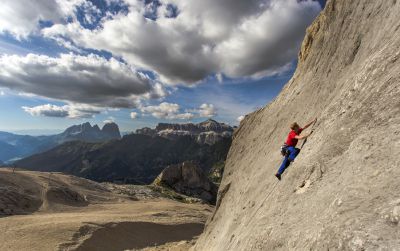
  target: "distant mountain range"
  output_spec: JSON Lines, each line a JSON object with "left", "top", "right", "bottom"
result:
{"left": 59, "top": 122, "right": 121, "bottom": 142}
{"left": 0, "top": 122, "right": 121, "bottom": 163}
{"left": 14, "top": 119, "right": 233, "bottom": 184}
{"left": 135, "top": 119, "right": 234, "bottom": 145}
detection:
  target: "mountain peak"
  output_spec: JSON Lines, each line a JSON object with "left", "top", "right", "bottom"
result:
{"left": 102, "top": 122, "right": 121, "bottom": 139}
{"left": 93, "top": 124, "right": 101, "bottom": 131}
{"left": 202, "top": 118, "right": 218, "bottom": 123}
{"left": 61, "top": 122, "right": 120, "bottom": 142}
{"left": 199, "top": 118, "right": 220, "bottom": 125}
{"left": 137, "top": 119, "right": 232, "bottom": 145}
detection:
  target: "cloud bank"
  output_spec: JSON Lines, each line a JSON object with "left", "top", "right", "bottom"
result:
{"left": 130, "top": 111, "right": 138, "bottom": 119}
{"left": 22, "top": 103, "right": 104, "bottom": 118}
{"left": 140, "top": 102, "right": 217, "bottom": 120}
{"left": 43, "top": 0, "right": 321, "bottom": 84}
{"left": 0, "top": 53, "right": 164, "bottom": 108}
{"left": 0, "top": 0, "right": 86, "bottom": 38}
{"left": 0, "top": 0, "right": 321, "bottom": 122}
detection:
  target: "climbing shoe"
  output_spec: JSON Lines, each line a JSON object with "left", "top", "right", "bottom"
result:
{"left": 275, "top": 173, "right": 281, "bottom": 181}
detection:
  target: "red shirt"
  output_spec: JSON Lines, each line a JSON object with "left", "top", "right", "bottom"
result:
{"left": 285, "top": 128, "right": 303, "bottom": 147}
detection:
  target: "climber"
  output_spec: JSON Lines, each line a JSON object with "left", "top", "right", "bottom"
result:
{"left": 275, "top": 118, "right": 317, "bottom": 180}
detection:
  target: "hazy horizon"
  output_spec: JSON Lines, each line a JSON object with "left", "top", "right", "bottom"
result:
{"left": 2, "top": 118, "right": 234, "bottom": 136}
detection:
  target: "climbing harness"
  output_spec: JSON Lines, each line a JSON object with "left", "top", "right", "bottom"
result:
{"left": 280, "top": 143, "right": 289, "bottom": 156}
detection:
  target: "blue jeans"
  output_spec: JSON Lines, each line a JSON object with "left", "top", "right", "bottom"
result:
{"left": 277, "top": 146, "right": 300, "bottom": 175}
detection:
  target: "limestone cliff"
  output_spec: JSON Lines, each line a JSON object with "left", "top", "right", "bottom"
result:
{"left": 136, "top": 119, "right": 233, "bottom": 145}
{"left": 194, "top": 0, "right": 400, "bottom": 250}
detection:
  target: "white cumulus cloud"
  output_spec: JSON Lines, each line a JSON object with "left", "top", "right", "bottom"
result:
{"left": 22, "top": 103, "right": 105, "bottom": 119}
{"left": 140, "top": 102, "right": 217, "bottom": 120}
{"left": 130, "top": 111, "right": 138, "bottom": 119}
{"left": 237, "top": 115, "right": 245, "bottom": 122}
{"left": 22, "top": 104, "right": 69, "bottom": 118}
{"left": 140, "top": 102, "right": 194, "bottom": 120}
{"left": 1, "top": 0, "right": 322, "bottom": 122}
{"left": 0, "top": 0, "right": 86, "bottom": 38}
{"left": 43, "top": 0, "right": 321, "bottom": 84}
{"left": 0, "top": 53, "right": 163, "bottom": 108}
{"left": 197, "top": 103, "right": 216, "bottom": 118}
{"left": 103, "top": 116, "right": 115, "bottom": 124}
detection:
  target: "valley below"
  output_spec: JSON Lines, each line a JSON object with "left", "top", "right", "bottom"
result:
{"left": 0, "top": 168, "right": 212, "bottom": 251}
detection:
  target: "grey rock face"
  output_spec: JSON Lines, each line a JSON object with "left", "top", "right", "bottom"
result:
{"left": 194, "top": 0, "right": 400, "bottom": 250}
{"left": 154, "top": 161, "right": 218, "bottom": 204}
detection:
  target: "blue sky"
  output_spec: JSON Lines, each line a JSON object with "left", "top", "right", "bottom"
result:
{"left": 0, "top": 0, "right": 325, "bottom": 134}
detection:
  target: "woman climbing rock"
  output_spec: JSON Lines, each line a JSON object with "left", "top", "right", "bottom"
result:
{"left": 275, "top": 118, "right": 317, "bottom": 180}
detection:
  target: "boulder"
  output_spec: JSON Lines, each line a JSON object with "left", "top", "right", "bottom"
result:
{"left": 154, "top": 161, "right": 217, "bottom": 204}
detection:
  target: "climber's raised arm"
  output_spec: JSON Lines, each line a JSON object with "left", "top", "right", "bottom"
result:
{"left": 303, "top": 117, "right": 317, "bottom": 130}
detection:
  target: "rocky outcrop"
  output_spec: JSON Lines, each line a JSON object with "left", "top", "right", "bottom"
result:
{"left": 101, "top": 122, "right": 121, "bottom": 139}
{"left": 196, "top": 131, "right": 232, "bottom": 145}
{"left": 156, "top": 119, "right": 232, "bottom": 134}
{"left": 153, "top": 162, "right": 218, "bottom": 204}
{"left": 156, "top": 123, "right": 199, "bottom": 132}
{"left": 194, "top": 0, "right": 400, "bottom": 250}
{"left": 157, "top": 129, "right": 192, "bottom": 140}
{"left": 135, "top": 127, "right": 157, "bottom": 137}
{"left": 136, "top": 119, "right": 233, "bottom": 145}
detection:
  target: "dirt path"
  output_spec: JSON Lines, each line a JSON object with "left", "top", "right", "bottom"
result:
{"left": 75, "top": 222, "right": 204, "bottom": 251}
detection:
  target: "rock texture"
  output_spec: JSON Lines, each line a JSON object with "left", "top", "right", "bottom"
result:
{"left": 153, "top": 161, "right": 218, "bottom": 204}
{"left": 194, "top": 0, "right": 400, "bottom": 250}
